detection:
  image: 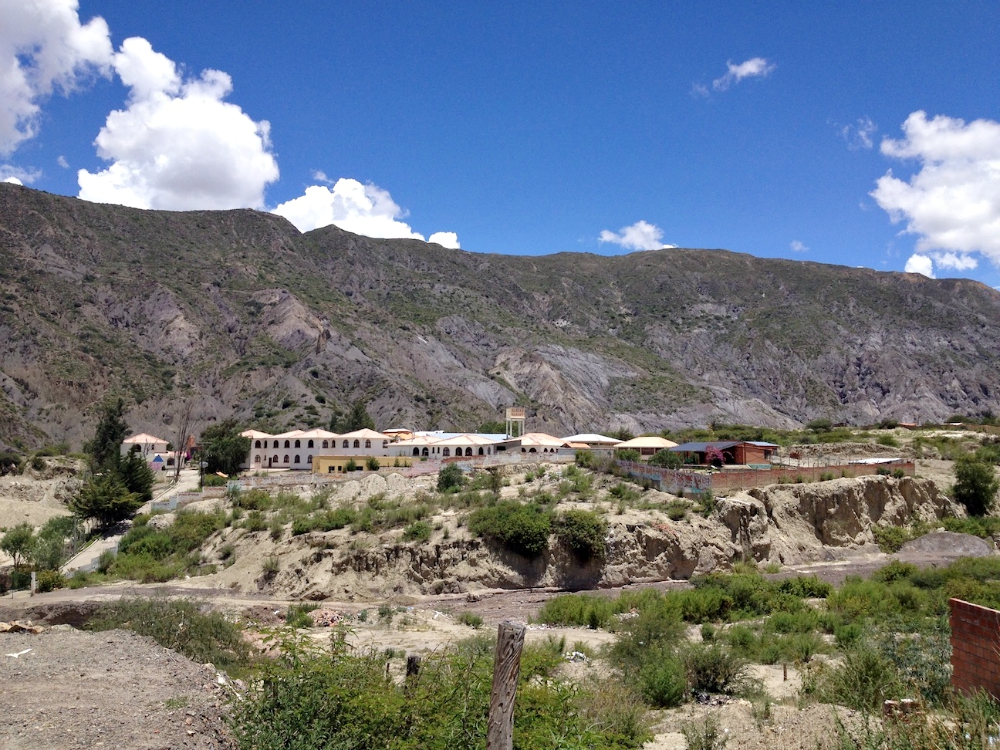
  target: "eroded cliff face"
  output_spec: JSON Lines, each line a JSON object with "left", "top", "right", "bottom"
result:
{"left": 207, "top": 476, "right": 965, "bottom": 600}
{"left": 6, "top": 183, "right": 1000, "bottom": 450}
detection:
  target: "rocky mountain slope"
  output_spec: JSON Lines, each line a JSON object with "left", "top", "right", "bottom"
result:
{"left": 3, "top": 182, "right": 1000, "bottom": 449}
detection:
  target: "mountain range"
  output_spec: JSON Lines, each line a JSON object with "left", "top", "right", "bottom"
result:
{"left": 2, "top": 182, "right": 999, "bottom": 450}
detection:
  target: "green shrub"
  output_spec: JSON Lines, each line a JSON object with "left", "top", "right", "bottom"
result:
{"left": 245, "top": 510, "right": 267, "bottom": 532}
{"left": 365, "top": 456, "right": 381, "bottom": 471}
{"left": 202, "top": 473, "right": 227, "bottom": 487}
{"left": 615, "top": 449, "right": 641, "bottom": 462}
{"left": 226, "top": 634, "right": 651, "bottom": 749}
{"left": 684, "top": 644, "right": 748, "bottom": 694}
{"left": 88, "top": 597, "right": 251, "bottom": 669}
{"left": 467, "top": 502, "right": 552, "bottom": 557}
{"left": 536, "top": 593, "right": 615, "bottom": 629}
{"left": 876, "top": 434, "right": 899, "bottom": 447}
{"left": 943, "top": 516, "right": 1000, "bottom": 538}
{"left": 608, "top": 482, "right": 641, "bottom": 503}
{"left": 681, "top": 715, "right": 729, "bottom": 750}
{"left": 402, "top": 521, "right": 432, "bottom": 543}
{"left": 665, "top": 500, "right": 688, "bottom": 521}
{"left": 638, "top": 649, "right": 687, "bottom": 707}
{"left": 457, "top": 612, "right": 483, "bottom": 629}
{"left": 776, "top": 575, "right": 833, "bottom": 598}
{"left": 874, "top": 560, "right": 918, "bottom": 583}
{"left": 437, "top": 463, "right": 466, "bottom": 492}
{"left": 871, "top": 525, "right": 912, "bottom": 553}
{"left": 954, "top": 456, "right": 1000, "bottom": 516}
{"left": 554, "top": 510, "right": 607, "bottom": 561}
{"left": 286, "top": 603, "right": 318, "bottom": 629}
{"left": 36, "top": 569, "right": 65, "bottom": 592}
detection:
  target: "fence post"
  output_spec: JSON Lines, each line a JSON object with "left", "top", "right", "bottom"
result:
{"left": 487, "top": 621, "right": 526, "bottom": 750}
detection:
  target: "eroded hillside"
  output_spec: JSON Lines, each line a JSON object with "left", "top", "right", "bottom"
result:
{"left": 3, "top": 183, "right": 1000, "bottom": 449}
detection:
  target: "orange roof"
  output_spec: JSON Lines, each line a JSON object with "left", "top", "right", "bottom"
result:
{"left": 123, "top": 433, "right": 169, "bottom": 444}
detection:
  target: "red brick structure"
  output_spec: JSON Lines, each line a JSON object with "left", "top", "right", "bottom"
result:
{"left": 950, "top": 598, "right": 1000, "bottom": 698}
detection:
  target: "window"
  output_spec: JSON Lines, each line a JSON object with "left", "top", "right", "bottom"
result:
{"left": 413, "top": 448, "right": 420, "bottom": 456}
{"left": 283, "top": 455, "right": 290, "bottom": 463}
{"left": 307, "top": 439, "right": 314, "bottom": 448}
{"left": 364, "top": 439, "right": 371, "bottom": 449}
{"left": 254, "top": 440, "right": 261, "bottom": 448}
{"left": 422, "top": 447, "right": 429, "bottom": 457}
{"left": 273, "top": 440, "right": 279, "bottom": 448}
{"left": 466, "top": 448, "right": 473, "bottom": 456}
{"left": 294, "top": 455, "right": 300, "bottom": 463}
{"left": 284, "top": 440, "right": 290, "bottom": 448}
{"left": 443, "top": 448, "right": 450, "bottom": 457}
{"left": 353, "top": 440, "right": 360, "bottom": 448}
{"left": 254, "top": 455, "right": 260, "bottom": 464}
{"left": 382, "top": 440, "right": 388, "bottom": 448}
{"left": 307, "top": 455, "right": 312, "bottom": 464}
{"left": 295, "top": 440, "right": 301, "bottom": 448}
{"left": 478, "top": 448, "right": 484, "bottom": 455}
{"left": 342, "top": 440, "right": 349, "bottom": 448}
{"left": 322, "top": 440, "right": 328, "bottom": 449}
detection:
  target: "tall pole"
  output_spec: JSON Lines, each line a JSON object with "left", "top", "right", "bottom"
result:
{"left": 487, "top": 621, "right": 526, "bottom": 750}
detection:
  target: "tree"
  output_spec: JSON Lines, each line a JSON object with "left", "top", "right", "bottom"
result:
{"left": 615, "top": 449, "right": 641, "bottom": 463}
{"left": 119, "top": 449, "right": 155, "bottom": 503}
{"left": 477, "top": 421, "right": 506, "bottom": 435}
{"left": 346, "top": 400, "right": 375, "bottom": 431}
{"left": 0, "top": 450, "right": 21, "bottom": 476}
{"left": 954, "top": 456, "right": 1000, "bottom": 517}
{"left": 806, "top": 418, "right": 832, "bottom": 433}
{"left": 437, "top": 463, "right": 466, "bottom": 492}
{"left": 649, "top": 449, "right": 683, "bottom": 469}
{"left": 200, "top": 419, "right": 251, "bottom": 475}
{"left": 705, "top": 446, "right": 725, "bottom": 467}
{"left": 70, "top": 474, "right": 143, "bottom": 528}
{"left": 1, "top": 523, "right": 34, "bottom": 570}
{"left": 84, "top": 394, "right": 129, "bottom": 472}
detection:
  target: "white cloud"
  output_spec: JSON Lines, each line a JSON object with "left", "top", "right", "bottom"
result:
{"left": 872, "top": 111, "right": 1000, "bottom": 266}
{"left": 56, "top": 154, "right": 68, "bottom": 168}
{"left": 712, "top": 57, "right": 775, "bottom": 92}
{"left": 311, "top": 169, "right": 333, "bottom": 184}
{"left": 931, "top": 251, "right": 977, "bottom": 271}
{"left": 273, "top": 178, "right": 460, "bottom": 248}
{"left": 840, "top": 116, "right": 877, "bottom": 150}
{"left": 77, "top": 36, "right": 279, "bottom": 210}
{"left": 599, "top": 220, "right": 673, "bottom": 251}
{"left": 904, "top": 253, "right": 935, "bottom": 277}
{"left": 0, "top": 164, "right": 40, "bottom": 183}
{"left": 0, "top": 0, "right": 113, "bottom": 155}
{"left": 428, "top": 232, "right": 460, "bottom": 249}
{"left": 690, "top": 83, "right": 709, "bottom": 99}
{"left": 790, "top": 240, "right": 809, "bottom": 253}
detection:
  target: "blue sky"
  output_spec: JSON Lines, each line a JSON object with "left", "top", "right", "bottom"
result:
{"left": 2, "top": 2, "right": 1000, "bottom": 285}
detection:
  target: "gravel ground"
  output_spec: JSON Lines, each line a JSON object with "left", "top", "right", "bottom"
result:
{"left": 0, "top": 627, "right": 233, "bottom": 750}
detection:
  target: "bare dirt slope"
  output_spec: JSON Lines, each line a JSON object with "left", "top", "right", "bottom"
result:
{"left": 0, "top": 627, "right": 232, "bottom": 749}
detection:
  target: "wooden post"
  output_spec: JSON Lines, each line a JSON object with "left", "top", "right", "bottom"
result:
{"left": 487, "top": 621, "right": 526, "bottom": 750}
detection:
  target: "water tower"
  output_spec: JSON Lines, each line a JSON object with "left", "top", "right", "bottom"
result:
{"left": 505, "top": 407, "right": 525, "bottom": 438}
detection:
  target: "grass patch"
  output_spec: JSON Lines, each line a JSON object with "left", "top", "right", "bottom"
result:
{"left": 87, "top": 597, "right": 252, "bottom": 670}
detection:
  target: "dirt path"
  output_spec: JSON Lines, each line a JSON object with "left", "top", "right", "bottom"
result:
{"left": 0, "top": 627, "right": 232, "bottom": 749}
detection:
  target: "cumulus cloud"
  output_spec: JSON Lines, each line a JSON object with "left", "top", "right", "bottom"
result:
{"left": 599, "top": 220, "right": 673, "bottom": 251}
{"left": 790, "top": 240, "right": 809, "bottom": 253}
{"left": 0, "top": 0, "right": 113, "bottom": 155}
{"left": 428, "top": 232, "right": 460, "bottom": 249}
{"left": 56, "top": 155, "right": 68, "bottom": 168}
{"left": 872, "top": 111, "right": 1000, "bottom": 266}
{"left": 932, "top": 251, "right": 978, "bottom": 271}
{"left": 0, "top": 164, "right": 40, "bottom": 184}
{"left": 904, "top": 253, "right": 935, "bottom": 278}
{"left": 273, "top": 178, "right": 460, "bottom": 247}
{"left": 77, "top": 36, "right": 279, "bottom": 210}
{"left": 712, "top": 57, "right": 776, "bottom": 92}
{"left": 840, "top": 116, "right": 877, "bottom": 150}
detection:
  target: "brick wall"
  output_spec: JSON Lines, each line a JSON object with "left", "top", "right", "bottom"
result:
{"left": 950, "top": 598, "right": 1000, "bottom": 697}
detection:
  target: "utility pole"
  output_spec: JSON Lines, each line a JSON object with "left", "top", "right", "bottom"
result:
{"left": 486, "top": 621, "right": 526, "bottom": 750}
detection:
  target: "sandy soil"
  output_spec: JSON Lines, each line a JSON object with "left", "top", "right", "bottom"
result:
{"left": 0, "top": 626, "right": 233, "bottom": 749}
